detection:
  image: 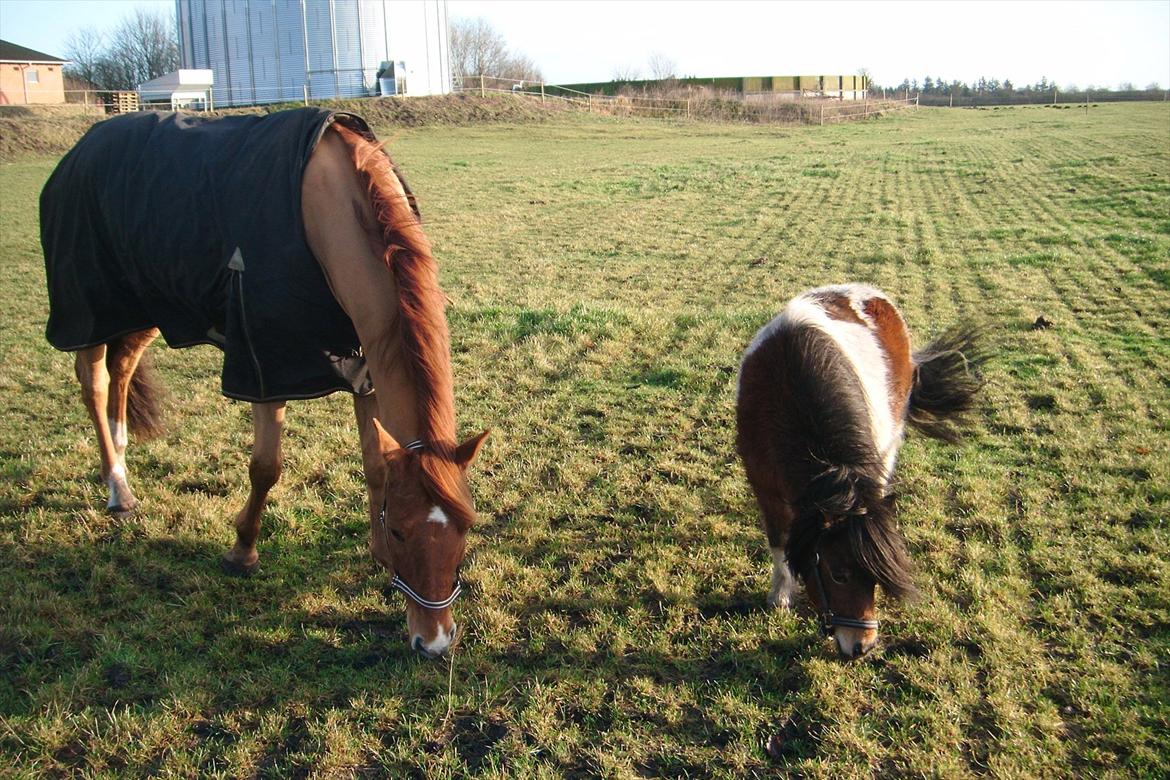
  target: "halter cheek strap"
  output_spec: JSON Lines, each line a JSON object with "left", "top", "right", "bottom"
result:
{"left": 807, "top": 552, "right": 880, "bottom": 636}
{"left": 377, "top": 439, "right": 464, "bottom": 611}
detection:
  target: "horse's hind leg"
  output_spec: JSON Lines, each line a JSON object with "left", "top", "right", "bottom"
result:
{"left": 75, "top": 344, "right": 129, "bottom": 517}
{"left": 104, "top": 328, "right": 161, "bottom": 515}
{"left": 222, "top": 401, "right": 286, "bottom": 575}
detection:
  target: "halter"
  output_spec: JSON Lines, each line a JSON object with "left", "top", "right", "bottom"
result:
{"left": 377, "top": 440, "right": 464, "bottom": 611}
{"left": 806, "top": 551, "right": 880, "bottom": 636}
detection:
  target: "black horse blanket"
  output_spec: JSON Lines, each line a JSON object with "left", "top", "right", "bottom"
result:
{"left": 41, "top": 107, "right": 375, "bottom": 401}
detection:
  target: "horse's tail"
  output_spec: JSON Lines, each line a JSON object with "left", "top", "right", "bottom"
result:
{"left": 125, "top": 352, "right": 166, "bottom": 440}
{"left": 907, "top": 323, "right": 985, "bottom": 443}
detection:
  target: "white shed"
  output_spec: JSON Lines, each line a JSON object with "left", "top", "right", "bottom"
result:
{"left": 138, "top": 69, "right": 215, "bottom": 110}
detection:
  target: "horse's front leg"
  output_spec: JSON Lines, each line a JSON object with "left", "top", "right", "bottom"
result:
{"left": 222, "top": 401, "right": 286, "bottom": 575}
{"left": 353, "top": 392, "right": 391, "bottom": 568}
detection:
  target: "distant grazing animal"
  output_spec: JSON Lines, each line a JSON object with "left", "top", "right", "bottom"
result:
{"left": 40, "top": 108, "right": 488, "bottom": 659}
{"left": 736, "top": 284, "right": 982, "bottom": 658}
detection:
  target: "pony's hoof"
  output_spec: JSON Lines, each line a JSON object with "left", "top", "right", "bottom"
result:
{"left": 767, "top": 592, "right": 793, "bottom": 610}
{"left": 220, "top": 553, "right": 259, "bottom": 577}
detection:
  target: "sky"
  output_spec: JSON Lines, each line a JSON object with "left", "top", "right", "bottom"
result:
{"left": 1, "top": 0, "right": 1167, "bottom": 90}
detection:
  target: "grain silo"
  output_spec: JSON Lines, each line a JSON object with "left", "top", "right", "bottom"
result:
{"left": 177, "top": 0, "right": 451, "bottom": 107}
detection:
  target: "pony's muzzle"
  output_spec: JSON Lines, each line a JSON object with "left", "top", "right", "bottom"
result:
{"left": 834, "top": 626, "right": 878, "bottom": 659}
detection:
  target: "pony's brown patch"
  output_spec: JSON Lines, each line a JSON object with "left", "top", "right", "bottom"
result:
{"left": 811, "top": 291, "right": 866, "bottom": 326}
{"left": 862, "top": 296, "right": 914, "bottom": 420}
{"left": 330, "top": 121, "right": 475, "bottom": 529}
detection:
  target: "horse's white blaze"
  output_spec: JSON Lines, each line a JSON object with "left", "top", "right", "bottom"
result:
{"left": 740, "top": 284, "right": 903, "bottom": 480}
{"left": 426, "top": 506, "right": 449, "bottom": 526}
{"left": 417, "top": 623, "right": 454, "bottom": 656}
{"left": 768, "top": 546, "right": 797, "bottom": 609}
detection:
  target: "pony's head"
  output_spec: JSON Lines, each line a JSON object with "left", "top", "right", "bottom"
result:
{"left": 787, "top": 469, "right": 914, "bottom": 659}
{"left": 368, "top": 418, "right": 488, "bottom": 658}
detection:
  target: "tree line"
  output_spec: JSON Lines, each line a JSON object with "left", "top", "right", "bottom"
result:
{"left": 872, "top": 74, "right": 1166, "bottom": 104}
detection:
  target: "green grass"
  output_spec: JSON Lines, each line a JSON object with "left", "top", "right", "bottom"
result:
{"left": 2, "top": 103, "right": 1168, "bottom": 777}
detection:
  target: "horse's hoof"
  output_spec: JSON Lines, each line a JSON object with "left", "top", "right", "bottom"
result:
{"left": 220, "top": 554, "right": 259, "bottom": 577}
{"left": 108, "top": 503, "right": 139, "bottom": 520}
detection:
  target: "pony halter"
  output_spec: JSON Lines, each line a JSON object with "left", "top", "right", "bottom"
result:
{"left": 377, "top": 440, "right": 464, "bottom": 611}
{"left": 807, "top": 552, "right": 880, "bottom": 636}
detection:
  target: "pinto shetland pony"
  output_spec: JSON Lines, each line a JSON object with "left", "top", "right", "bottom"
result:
{"left": 41, "top": 111, "right": 486, "bottom": 659}
{"left": 736, "top": 284, "right": 982, "bottom": 659}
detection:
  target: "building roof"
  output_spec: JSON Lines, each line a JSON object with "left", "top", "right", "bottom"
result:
{"left": 0, "top": 39, "right": 67, "bottom": 64}
{"left": 139, "top": 70, "right": 215, "bottom": 100}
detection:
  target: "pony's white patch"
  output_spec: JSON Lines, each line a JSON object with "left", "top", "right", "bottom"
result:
{"left": 768, "top": 547, "right": 797, "bottom": 609}
{"left": 741, "top": 285, "right": 903, "bottom": 481}
{"left": 426, "top": 506, "right": 449, "bottom": 526}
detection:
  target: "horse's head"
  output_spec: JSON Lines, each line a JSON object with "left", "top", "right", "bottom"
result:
{"left": 789, "top": 500, "right": 914, "bottom": 660}
{"left": 368, "top": 419, "right": 488, "bottom": 659}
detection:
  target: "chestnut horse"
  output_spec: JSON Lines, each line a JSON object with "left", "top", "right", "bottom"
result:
{"left": 41, "top": 109, "right": 486, "bottom": 658}
{"left": 736, "top": 284, "right": 982, "bottom": 658}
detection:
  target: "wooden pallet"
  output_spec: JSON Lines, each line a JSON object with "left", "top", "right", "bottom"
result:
{"left": 110, "top": 91, "right": 139, "bottom": 113}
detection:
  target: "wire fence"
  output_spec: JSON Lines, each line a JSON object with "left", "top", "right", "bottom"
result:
{"left": 57, "top": 75, "right": 919, "bottom": 126}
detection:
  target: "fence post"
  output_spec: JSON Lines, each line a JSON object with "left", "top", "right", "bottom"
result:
{"left": 1053, "top": 87, "right": 1058, "bottom": 105}
{"left": 949, "top": 92, "right": 953, "bottom": 108}
{"left": 915, "top": 93, "right": 919, "bottom": 109}
{"left": 541, "top": 82, "right": 545, "bottom": 103}
{"left": 686, "top": 99, "right": 690, "bottom": 119}
{"left": 303, "top": 84, "right": 309, "bottom": 106}
{"left": 820, "top": 102, "right": 824, "bottom": 125}
{"left": 480, "top": 74, "right": 485, "bottom": 97}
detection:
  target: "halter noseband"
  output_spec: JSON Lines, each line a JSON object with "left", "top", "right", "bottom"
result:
{"left": 377, "top": 439, "right": 464, "bottom": 611}
{"left": 806, "top": 551, "right": 880, "bottom": 636}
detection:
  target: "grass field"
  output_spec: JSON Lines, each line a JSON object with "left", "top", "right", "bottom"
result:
{"left": 1, "top": 103, "right": 1168, "bottom": 778}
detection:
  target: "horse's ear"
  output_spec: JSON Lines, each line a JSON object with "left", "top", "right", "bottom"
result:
{"left": 372, "top": 418, "right": 403, "bottom": 460}
{"left": 454, "top": 430, "right": 490, "bottom": 470}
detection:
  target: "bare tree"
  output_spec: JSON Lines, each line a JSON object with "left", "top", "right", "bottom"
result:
{"left": 102, "top": 8, "right": 179, "bottom": 89}
{"left": 612, "top": 65, "right": 642, "bottom": 81}
{"left": 647, "top": 52, "right": 677, "bottom": 81}
{"left": 62, "top": 27, "right": 106, "bottom": 86}
{"left": 449, "top": 17, "right": 542, "bottom": 83}
{"left": 62, "top": 9, "right": 178, "bottom": 90}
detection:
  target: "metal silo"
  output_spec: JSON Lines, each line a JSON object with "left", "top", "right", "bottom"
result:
{"left": 177, "top": 0, "right": 451, "bottom": 107}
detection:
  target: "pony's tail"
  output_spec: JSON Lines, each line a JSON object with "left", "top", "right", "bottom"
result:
{"left": 907, "top": 323, "right": 985, "bottom": 443}
{"left": 126, "top": 353, "right": 166, "bottom": 440}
